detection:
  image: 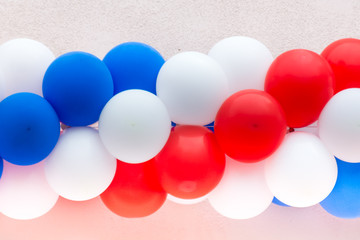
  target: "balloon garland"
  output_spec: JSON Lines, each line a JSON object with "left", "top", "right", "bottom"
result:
{"left": 0, "top": 36, "right": 359, "bottom": 220}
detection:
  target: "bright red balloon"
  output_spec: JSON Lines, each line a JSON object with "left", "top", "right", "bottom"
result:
{"left": 100, "top": 159, "right": 166, "bottom": 218}
{"left": 321, "top": 38, "right": 360, "bottom": 93}
{"left": 154, "top": 125, "right": 225, "bottom": 199}
{"left": 265, "top": 49, "right": 334, "bottom": 128}
{"left": 215, "top": 89, "right": 287, "bottom": 163}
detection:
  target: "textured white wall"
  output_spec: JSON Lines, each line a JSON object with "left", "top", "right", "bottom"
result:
{"left": 1, "top": 0, "right": 359, "bottom": 58}
{"left": 0, "top": 0, "right": 360, "bottom": 239}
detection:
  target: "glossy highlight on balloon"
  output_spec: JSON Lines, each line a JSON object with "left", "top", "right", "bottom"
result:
{"left": 101, "top": 159, "right": 167, "bottom": 218}
{"left": 167, "top": 193, "right": 208, "bottom": 205}
{"left": 155, "top": 125, "right": 226, "bottom": 199}
{"left": 215, "top": 89, "right": 287, "bottom": 163}
{"left": 322, "top": 38, "right": 360, "bottom": 93}
{"left": 265, "top": 49, "right": 335, "bottom": 128}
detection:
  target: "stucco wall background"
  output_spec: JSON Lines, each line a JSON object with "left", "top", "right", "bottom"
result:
{"left": 0, "top": 0, "right": 360, "bottom": 239}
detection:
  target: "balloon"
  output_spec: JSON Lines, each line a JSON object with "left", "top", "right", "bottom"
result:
{"left": 99, "top": 90, "right": 171, "bottom": 164}
{"left": 0, "top": 160, "right": 58, "bottom": 220}
{"left": 265, "top": 49, "right": 335, "bottom": 128}
{"left": 0, "top": 157, "right": 2, "bottom": 179}
{"left": 42, "top": 51, "right": 114, "bottom": 126}
{"left": 265, "top": 132, "right": 337, "bottom": 207}
{"left": 103, "top": 42, "right": 165, "bottom": 94}
{"left": 272, "top": 197, "right": 289, "bottom": 207}
{"left": 208, "top": 157, "right": 273, "bottom": 219}
{"left": 156, "top": 51, "right": 229, "bottom": 125}
{"left": 172, "top": 121, "right": 215, "bottom": 132}
{"left": 205, "top": 121, "right": 215, "bottom": 132}
{"left": 44, "top": 127, "right": 116, "bottom": 201}
{"left": 101, "top": 159, "right": 166, "bottom": 218}
{"left": 214, "top": 89, "right": 287, "bottom": 163}
{"left": 320, "top": 158, "right": 360, "bottom": 219}
{"left": 321, "top": 38, "right": 360, "bottom": 93}
{"left": 0, "top": 38, "right": 55, "bottom": 97}
{"left": 0, "top": 92, "right": 60, "bottom": 165}
{"left": 154, "top": 125, "right": 225, "bottom": 199}
{"left": 167, "top": 194, "right": 208, "bottom": 205}
{"left": 208, "top": 36, "right": 273, "bottom": 94}
{"left": 319, "top": 88, "right": 360, "bottom": 163}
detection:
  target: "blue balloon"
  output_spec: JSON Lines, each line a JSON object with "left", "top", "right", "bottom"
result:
{"left": 171, "top": 121, "right": 214, "bottom": 132}
{"left": 205, "top": 121, "right": 214, "bottom": 132}
{"left": 43, "top": 51, "right": 113, "bottom": 126}
{"left": 0, "top": 157, "right": 3, "bottom": 179}
{"left": 272, "top": 197, "right": 289, "bottom": 207}
{"left": 103, "top": 42, "right": 165, "bottom": 94}
{"left": 320, "top": 158, "right": 360, "bottom": 219}
{"left": 0, "top": 93, "right": 60, "bottom": 165}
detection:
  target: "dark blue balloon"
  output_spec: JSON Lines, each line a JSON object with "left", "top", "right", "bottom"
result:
{"left": 320, "top": 158, "right": 360, "bottom": 219}
{"left": 43, "top": 51, "right": 114, "bottom": 126}
{"left": 171, "top": 121, "right": 214, "bottom": 132}
{"left": 0, "top": 157, "right": 3, "bottom": 179}
{"left": 103, "top": 42, "right": 165, "bottom": 95}
{"left": 272, "top": 197, "right": 289, "bottom": 207}
{"left": 0, "top": 93, "right": 60, "bottom": 165}
{"left": 205, "top": 121, "right": 214, "bottom": 132}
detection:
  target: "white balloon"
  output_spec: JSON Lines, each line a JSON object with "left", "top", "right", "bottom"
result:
{"left": 208, "top": 157, "right": 273, "bottom": 219}
{"left": 319, "top": 88, "right": 360, "bottom": 163}
{"left": 99, "top": 90, "right": 171, "bottom": 163}
{"left": 44, "top": 127, "right": 117, "bottom": 201}
{"left": 167, "top": 194, "right": 208, "bottom": 205}
{"left": 208, "top": 36, "right": 273, "bottom": 94}
{"left": 156, "top": 51, "right": 229, "bottom": 125}
{"left": 265, "top": 132, "right": 337, "bottom": 207}
{"left": 0, "top": 160, "right": 58, "bottom": 220}
{"left": 0, "top": 38, "right": 55, "bottom": 97}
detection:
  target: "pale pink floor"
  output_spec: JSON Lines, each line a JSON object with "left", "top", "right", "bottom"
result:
{"left": 0, "top": 197, "right": 359, "bottom": 240}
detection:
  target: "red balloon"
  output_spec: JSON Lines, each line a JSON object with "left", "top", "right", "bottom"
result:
{"left": 215, "top": 89, "right": 287, "bottom": 163}
{"left": 321, "top": 38, "right": 360, "bottom": 93}
{"left": 154, "top": 125, "right": 225, "bottom": 199}
{"left": 265, "top": 49, "right": 334, "bottom": 128}
{"left": 100, "top": 159, "right": 166, "bottom": 218}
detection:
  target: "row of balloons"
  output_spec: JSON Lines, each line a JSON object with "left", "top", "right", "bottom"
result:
{"left": 0, "top": 36, "right": 358, "bottom": 220}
